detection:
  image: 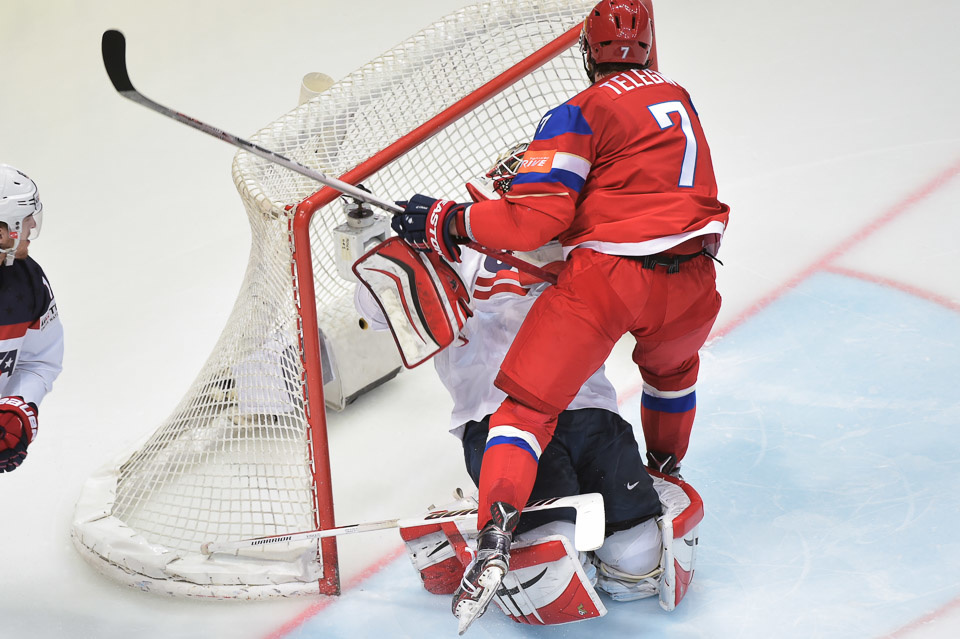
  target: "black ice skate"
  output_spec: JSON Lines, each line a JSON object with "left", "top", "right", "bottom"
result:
{"left": 452, "top": 501, "right": 520, "bottom": 634}
{"left": 647, "top": 450, "right": 682, "bottom": 478}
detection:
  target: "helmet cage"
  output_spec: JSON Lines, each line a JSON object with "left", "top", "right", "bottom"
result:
{"left": 485, "top": 142, "right": 529, "bottom": 195}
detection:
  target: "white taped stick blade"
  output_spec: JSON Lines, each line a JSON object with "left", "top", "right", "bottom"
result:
{"left": 397, "top": 493, "right": 605, "bottom": 553}
{"left": 353, "top": 237, "right": 468, "bottom": 368}
{"left": 570, "top": 493, "right": 605, "bottom": 551}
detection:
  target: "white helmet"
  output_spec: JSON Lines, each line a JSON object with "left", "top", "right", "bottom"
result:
{"left": 0, "top": 164, "right": 43, "bottom": 263}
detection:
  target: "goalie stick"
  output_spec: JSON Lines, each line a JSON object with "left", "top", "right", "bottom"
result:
{"left": 201, "top": 492, "right": 604, "bottom": 556}
{"left": 100, "top": 29, "right": 558, "bottom": 285}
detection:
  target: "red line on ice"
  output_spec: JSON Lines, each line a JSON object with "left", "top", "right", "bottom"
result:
{"left": 264, "top": 545, "right": 407, "bottom": 639}
{"left": 882, "top": 594, "right": 960, "bottom": 638}
{"left": 824, "top": 265, "right": 960, "bottom": 315}
{"left": 619, "top": 156, "right": 960, "bottom": 404}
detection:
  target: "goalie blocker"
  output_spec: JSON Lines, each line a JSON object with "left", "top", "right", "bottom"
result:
{"left": 400, "top": 472, "right": 703, "bottom": 627}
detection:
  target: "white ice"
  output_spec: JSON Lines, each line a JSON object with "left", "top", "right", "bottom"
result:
{"left": 2, "top": 1, "right": 959, "bottom": 638}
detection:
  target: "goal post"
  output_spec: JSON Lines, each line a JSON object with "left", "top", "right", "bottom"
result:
{"left": 72, "top": 0, "right": 657, "bottom": 599}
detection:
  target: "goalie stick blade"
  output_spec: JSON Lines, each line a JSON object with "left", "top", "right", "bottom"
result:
{"left": 101, "top": 30, "right": 135, "bottom": 94}
{"left": 400, "top": 493, "right": 605, "bottom": 552}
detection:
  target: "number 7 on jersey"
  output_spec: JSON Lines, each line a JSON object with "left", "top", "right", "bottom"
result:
{"left": 648, "top": 101, "right": 698, "bottom": 188}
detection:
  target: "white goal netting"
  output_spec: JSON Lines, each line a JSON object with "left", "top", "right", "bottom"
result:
{"left": 72, "top": 0, "right": 598, "bottom": 598}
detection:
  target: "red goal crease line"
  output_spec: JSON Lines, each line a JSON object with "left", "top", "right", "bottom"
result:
{"left": 618, "top": 155, "right": 960, "bottom": 406}
{"left": 883, "top": 593, "right": 960, "bottom": 638}
{"left": 824, "top": 265, "right": 960, "bottom": 315}
{"left": 713, "top": 156, "right": 960, "bottom": 342}
{"left": 263, "top": 546, "right": 408, "bottom": 639}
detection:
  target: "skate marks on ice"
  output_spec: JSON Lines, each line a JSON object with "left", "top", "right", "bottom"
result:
{"left": 688, "top": 272, "right": 960, "bottom": 639}
{"left": 285, "top": 272, "right": 960, "bottom": 637}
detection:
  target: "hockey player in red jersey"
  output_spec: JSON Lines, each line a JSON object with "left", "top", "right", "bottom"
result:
{"left": 0, "top": 165, "right": 64, "bottom": 473}
{"left": 392, "top": 0, "right": 728, "bottom": 629}
{"left": 359, "top": 145, "right": 689, "bottom": 626}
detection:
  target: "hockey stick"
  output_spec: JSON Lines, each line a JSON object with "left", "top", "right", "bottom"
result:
{"left": 100, "top": 30, "right": 558, "bottom": 285}
{"left": 201, "top": 492, "right": 604, "bottom": 556}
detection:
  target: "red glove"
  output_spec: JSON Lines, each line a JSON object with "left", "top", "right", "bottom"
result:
{"left": 0, "top": 396, "right": 38, "bottom": 473}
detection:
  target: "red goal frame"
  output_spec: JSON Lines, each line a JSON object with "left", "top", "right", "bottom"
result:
{"left": 293, "top": 0, "right": 657, "bottom": 595}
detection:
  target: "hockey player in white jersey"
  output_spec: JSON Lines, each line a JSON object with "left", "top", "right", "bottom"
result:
{"left": 354, "top": 145, "right": 702, "bottom": 629}
{"left": 0, "top": 165, "right": 64, "bottom": 473}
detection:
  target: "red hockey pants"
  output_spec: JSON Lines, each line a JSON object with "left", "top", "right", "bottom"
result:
{"left": 478, "top": 247, "right": 721, "bottom": 524}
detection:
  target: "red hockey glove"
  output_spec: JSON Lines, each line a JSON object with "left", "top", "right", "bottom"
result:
{"left": 392, "top": 194, "right": 467, "bottom": 263}
{"left": 0, "top": 397, "right": 38, "bottom": 473}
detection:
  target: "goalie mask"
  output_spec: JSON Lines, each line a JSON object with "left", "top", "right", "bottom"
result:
{"left": 580, "top": 0, "right": 653, "bottom": 80}
{"left": 465, "top": 142, "right": 529, "bottom": 202}
{"left": 487, "top": 142, "right": 529, "bottom": 195}
{"left": 0, "top": 164, "right": 43, "bottom": 265}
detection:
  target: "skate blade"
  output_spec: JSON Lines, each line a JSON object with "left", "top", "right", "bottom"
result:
{"left": 455, "top": 567, "right": 504, "bottom": 635}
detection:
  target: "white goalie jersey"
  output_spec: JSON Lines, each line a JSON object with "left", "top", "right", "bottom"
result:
{"left": 354, "top": 243, "right": 620, "bottom": 435}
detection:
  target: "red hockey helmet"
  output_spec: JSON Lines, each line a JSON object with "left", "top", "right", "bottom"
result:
{"left": 580, "top": 0, "right": 653, "bottom": 67}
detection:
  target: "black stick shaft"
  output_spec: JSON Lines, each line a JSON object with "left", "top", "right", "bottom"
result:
{"left": 101, "top": 29, "right": 400, "bottom": 213}
{"left": 100, "top": 30, "right": 558, "bottom": 284}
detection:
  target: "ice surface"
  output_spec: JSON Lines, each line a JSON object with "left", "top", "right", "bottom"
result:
{"left": 1, "top": 0, "right": 958, "bottom": 637}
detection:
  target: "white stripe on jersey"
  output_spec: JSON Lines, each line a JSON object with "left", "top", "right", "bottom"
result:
{"left": 642, "top": 382, "right": 696, "bottom": 398}
{"left": 553, "top": 152, "right": 591, "bottom": 180}
{"left": 562, "top": 221, "right": 726, "bottom": 258}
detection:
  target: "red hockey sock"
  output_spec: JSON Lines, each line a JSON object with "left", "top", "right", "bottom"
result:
{"left": 640, "top": 384, "right": 696, "bottom": 462}
{"left": 477, "top": 443, "right": 538, "bottom": 527}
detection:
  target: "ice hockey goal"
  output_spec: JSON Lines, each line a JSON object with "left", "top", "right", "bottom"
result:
{"left": 71, "top": 0, "right": 656, "bottom": 598}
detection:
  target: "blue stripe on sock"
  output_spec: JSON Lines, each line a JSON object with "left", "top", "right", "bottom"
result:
{"left": 485, "top": 436, "right": 540, "bottom": 464}
{"left": 641, "top": 390, "right": 696, "bottom": 414}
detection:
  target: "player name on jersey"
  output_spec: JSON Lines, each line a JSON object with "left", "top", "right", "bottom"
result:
{"left": 598, "top": 69, "right": 678, "bottom": 97}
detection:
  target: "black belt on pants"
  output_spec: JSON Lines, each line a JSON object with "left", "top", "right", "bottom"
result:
{"left": 624, "top": 249, "right": 722, "bottom": 274}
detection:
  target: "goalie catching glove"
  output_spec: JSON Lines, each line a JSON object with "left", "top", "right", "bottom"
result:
{"left": 0, "top": 397, "right": 38, "bottom": 473}
{"left": 354, "top": 237, "right": 472, "bottom": 368}
{"left": 392, "top": 195, "right": 468, "bottom": 263}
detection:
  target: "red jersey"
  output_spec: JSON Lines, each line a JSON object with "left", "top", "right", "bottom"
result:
{"left": 466, "top": 68, "right": 729, "bottom": 256}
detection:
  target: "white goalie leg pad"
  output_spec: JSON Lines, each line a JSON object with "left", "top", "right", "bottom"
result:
{"left": 353, "top": 237, "right": 471, "bottom": 368}
{"left": 491, "top": 521, "right": 607, "bottom": 625}
{"left": 595, "top": 471, "right": 704, "bottom": 609}
{"left": 594, "top": 517, "right": 663, "bottom": 601}
{"left": 651, "top": 470, "right": 703, "bottom": 611}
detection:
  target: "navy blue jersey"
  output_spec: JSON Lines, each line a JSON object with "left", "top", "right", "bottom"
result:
{"left": 0, "top": 257, "right": 63, "bottom": 406}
